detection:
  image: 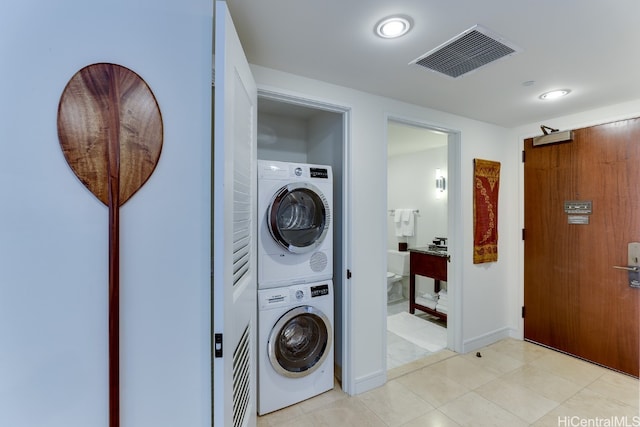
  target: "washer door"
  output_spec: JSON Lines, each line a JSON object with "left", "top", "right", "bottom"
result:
{"left": 268, "top": 305, "right": 332, "bottom": 378}
{"left": 267, "top": 182, "right": 330, "bottom": 254}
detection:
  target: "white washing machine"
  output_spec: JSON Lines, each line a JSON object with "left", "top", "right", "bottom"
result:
{"left": 257, "top": 280, "right": 334, "bottom": 415}
{"left": 257, "top": 160, "right": 333, "bottom": 289}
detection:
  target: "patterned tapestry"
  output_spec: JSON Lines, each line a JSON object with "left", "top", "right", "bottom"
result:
{"left": 473, "top": 159, "right": 501, "bottom": 264}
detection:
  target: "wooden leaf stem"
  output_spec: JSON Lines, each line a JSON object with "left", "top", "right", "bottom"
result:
{"left": 57, "top": 63, "right": 163, "bottom": 427}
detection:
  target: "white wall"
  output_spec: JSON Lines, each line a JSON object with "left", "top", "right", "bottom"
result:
{"left": 460, "top": 126, "right": 520, "bottom": 349}
{"left": 0, "top": 1, "right": 212, "bottom": 426}
{"left": 307, "top": 111, "right": 347, "bottom": 378}
{"left": 510, "top": 99, "right": 640, "bottom": 340}
{"left": 251, "top": 65, "right": 518, "bottom": 393}
{"left": 257, "top": 113, "right": 309, "bottom": 162}
{"left": 388, "top": 147, "right": 448, "bottom": 297}
{"left": 387, "top": 147, "right": 448, "bottom": 250}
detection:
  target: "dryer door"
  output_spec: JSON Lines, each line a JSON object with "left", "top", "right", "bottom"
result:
{"left": 267, "top": 305, "right": 332, "bottom": 378}
{"left": 267, "top": 182, "right": 330, "bottom": 253}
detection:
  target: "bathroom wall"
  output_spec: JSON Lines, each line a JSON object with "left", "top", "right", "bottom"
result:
{"left": 387, "top": 146, "right": 448, "bottom": 297}
{"left": 387, "top": 146, "right": 448, "bottom": 249}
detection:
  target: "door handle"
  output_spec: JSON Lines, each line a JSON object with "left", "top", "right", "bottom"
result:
{"left": 613, "top": 265, "right": 639, "bottom": 272}
{"left": 615, "top": 242, "right": 640, "bottom": 288}
{"left": 613, "top": 242, "right": 640, "bottom": 288}
{"left": 613, "top": 266, "right": 640, "bottom": 289}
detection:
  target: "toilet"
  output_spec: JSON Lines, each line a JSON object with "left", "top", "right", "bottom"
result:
{"left": 387, "top": 250, "right": 409, "bottom": 303}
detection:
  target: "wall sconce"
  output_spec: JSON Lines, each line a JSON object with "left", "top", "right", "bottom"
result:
{"left": 435, "top": 168, "right": 446, "bottom": 192}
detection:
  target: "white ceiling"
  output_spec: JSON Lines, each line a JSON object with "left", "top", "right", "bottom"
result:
{"left": 226, "top": 0, "right": 640, "bottom": 128}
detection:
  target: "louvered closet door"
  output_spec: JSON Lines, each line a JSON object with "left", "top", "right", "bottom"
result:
{"left": 212, "top": 2, "right": 258, "bottom": 426}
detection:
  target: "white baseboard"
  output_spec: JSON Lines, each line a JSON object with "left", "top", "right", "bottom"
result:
{"left": 509, "top": 327, "right": 523, "bottom": 341}
{"left": 462, "top": 327, "right": 513, "bottom": 353}
{"left": 353, "top": 369, "right": 386, "bottom": 395}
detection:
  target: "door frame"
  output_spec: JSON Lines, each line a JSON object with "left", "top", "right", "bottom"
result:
{"left": 517, "top": 113, "right": 640, "bottom": 341}
{"left": 256, "top": 88, "right": 355, "bottom": 393}
{"left": 385, "top": 114, "right": 463, "bottom": 354}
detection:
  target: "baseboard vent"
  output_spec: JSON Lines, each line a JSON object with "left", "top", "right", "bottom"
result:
{"left": 410, "top": 25, "right": 522, "bottom": 78}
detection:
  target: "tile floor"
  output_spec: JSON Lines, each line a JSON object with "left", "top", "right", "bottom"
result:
{"left": 256, "top": 338, "right": 640, "bottom": 426}
{"left": 387, "top": 300, "right": 448, "bottom": 369}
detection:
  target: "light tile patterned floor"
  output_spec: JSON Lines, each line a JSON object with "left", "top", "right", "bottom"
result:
{"left": 257, "top": 338, "right": 640, "bottom": 426}
{"left": 387, "top": 300, "right": 446, "bottom": 369}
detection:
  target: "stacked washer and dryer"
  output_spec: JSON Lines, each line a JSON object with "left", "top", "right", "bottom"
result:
{"left": 256, "top": 160, "right": 335, "bottom": 415}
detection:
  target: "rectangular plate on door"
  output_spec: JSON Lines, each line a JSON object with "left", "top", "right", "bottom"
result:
{"left": 568, "top": 215, "right": 589, "bottom": 225}
{"left": 564, "top": 200, "right": 592, "bottom": 214}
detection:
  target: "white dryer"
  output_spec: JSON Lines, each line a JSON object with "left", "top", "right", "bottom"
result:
{"left": 257, "top": 160, "right": 333, "bottom": 289}
{"left": 257, "top": 280, "right": 334, "bottom": 415}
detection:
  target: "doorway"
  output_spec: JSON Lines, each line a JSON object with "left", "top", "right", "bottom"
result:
{"left": 523, "top": 117, "right": 640, "bottom": 377}
{"left": 256, "top": 92, "right": 353, "bottom": 390}
{"left": 385, "top": 119, "right": 452, "bottom": 370}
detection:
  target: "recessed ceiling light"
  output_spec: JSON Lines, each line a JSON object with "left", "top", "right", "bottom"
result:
{"left": 376, "top": 16, "right": 411, "bottom": 39}
{"left": 539, "top": 89, "right": 571, "bottom": 100}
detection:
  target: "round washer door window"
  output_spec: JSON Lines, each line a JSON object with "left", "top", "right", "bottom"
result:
{"left": 268, "top": 305, "right": 332, "bottom": 378}
{"left": 268, "top": 182, "right": 330, "bottom": 253}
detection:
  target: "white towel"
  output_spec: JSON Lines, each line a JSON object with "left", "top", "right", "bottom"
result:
{"left": 392, "top": 209, "right": 416, "bottom": 236}
{"left": 435, "top": 303, "right": 448, "bottom": 314}
{"left": 393, "top": 209, "right": 403, "bottom": 236}
{"left": 421, "top": 292, "right": 439, "bottom": 302}
{"left": 416, "top": 296, "right": 437, "bottom": 310}
{"left": 394, "top": 213, "right": 403, "bottom": 236}
{"left": 398, "top": 209, "right": 415, "bottom": 236}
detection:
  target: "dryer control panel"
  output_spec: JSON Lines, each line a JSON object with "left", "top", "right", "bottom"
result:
{"left": 310, "top": 168, "right": 329, "bottom": 179}
{"left": 310, "top": 284, "right": 330, "bottom": 297}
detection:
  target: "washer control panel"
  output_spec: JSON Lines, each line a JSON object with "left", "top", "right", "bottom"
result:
{"left": 259, "top": 282, "right": 332, "bottom": 309}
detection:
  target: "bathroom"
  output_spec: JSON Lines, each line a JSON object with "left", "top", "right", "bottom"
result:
{"left": 386, "top": 120, "right": 449, "bottom": 370}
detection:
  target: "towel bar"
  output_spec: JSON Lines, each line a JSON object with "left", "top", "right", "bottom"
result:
{"left": 388, "top": 209, "right": 419, "bottom": 216}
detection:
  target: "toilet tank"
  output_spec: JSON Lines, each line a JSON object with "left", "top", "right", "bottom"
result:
{"left": 387, "top": 250, "right": 410, "bottom": 276}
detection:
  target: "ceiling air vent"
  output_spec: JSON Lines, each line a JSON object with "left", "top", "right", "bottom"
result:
{"left": 410, "top": 25, "right": 522, "bottom": 78}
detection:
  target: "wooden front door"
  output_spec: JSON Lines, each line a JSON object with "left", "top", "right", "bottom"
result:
{"left": 524, "top": 118, "right": 639, "bottom": 377}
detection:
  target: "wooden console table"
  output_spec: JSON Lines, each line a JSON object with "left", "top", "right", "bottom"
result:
{"left": 409, "top": 248, "right": 449, "bottom": 322}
